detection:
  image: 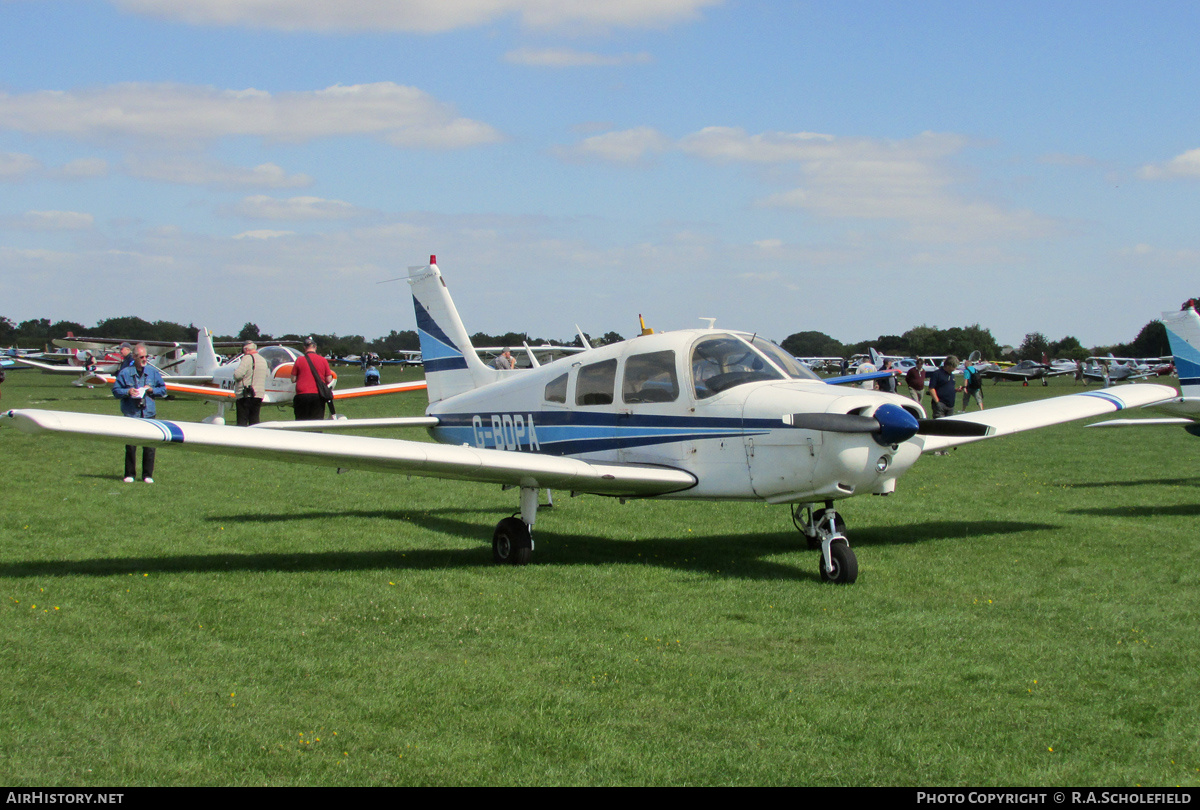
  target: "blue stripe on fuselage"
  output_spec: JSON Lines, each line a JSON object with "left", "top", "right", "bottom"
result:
{"left": 431, "top": 410, "right": 776, "bottom": 455}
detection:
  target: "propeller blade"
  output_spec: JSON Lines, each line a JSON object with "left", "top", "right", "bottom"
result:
{"left": 786, "top": 404, "right": 922, "bottom": 445}
{"left": 915, "top": 419, "right": 994, "bottom": 437}
{"left": 784, "top": 413, "right": 878, "bottom": 433}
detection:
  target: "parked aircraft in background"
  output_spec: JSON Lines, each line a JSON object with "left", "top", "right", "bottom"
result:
{"left": 146, "top": 329, "right": 426, "bottom": 423}
{"left": 981, "top": 358, "right": 1075, "bottom": 386}
{"left": 1089, "top": 306, "right": 1199, "bottom": 434}
{"left": 1081, "top": 355, "right": 1170, "bottom": 385}
{"left": 3, "top": 257, "right": 1175, "bottom": 584}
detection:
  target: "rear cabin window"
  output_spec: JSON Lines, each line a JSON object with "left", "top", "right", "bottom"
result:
{"left": 622, "top": 350, "right": 679, "bottom": 404}
{"left": 544, "top": 373, "right": 568, "bottom": 404}
{"left": 575, "top": 359, "right": 617, "bottom": 406}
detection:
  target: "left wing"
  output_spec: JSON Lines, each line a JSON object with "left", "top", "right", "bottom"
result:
{"left": 918, "top": 383, "right": 1177, "bottom": 453}
{"left": 3, "top": 409, "right": 695, "bottom": 497}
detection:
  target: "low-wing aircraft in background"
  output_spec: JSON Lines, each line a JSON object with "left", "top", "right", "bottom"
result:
{"left": 1080, "top": 355, "right": 1166, "bottom": 385}
{"left": 147, "top": 328, "right": 427, "bottom": 423}
{"left": 3, "top": 257, "right": 1176, "bottom": 584}
{"left": 42, "top": 327, "right": 426, "bottom": 419}
{"left": 981, "top": 358, "right": 1075, "bottom": 386}
{"left": 1089, "top": 305, "right": 1200, "bottom": 434}
{"left": 13, "top": 331, "right": 263, "bottom": 385}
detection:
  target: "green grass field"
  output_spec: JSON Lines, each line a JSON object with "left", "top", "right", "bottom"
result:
{"left": 1, "top": 366, "right": 1197, "bottom": 786}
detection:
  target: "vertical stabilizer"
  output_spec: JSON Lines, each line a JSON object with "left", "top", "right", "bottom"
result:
{"left": 196, "top": 328, "right": 219, "bottom": 377}
{"left": 1163, "top": 306, "right": 1200, "bottom": 399}
{"left": 408, "top": 257, "right": 498, "bottom": 402}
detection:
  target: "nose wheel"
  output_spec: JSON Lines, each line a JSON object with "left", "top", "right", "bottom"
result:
{"left": 794, "top": 502, "right": 858, "bottom": 584}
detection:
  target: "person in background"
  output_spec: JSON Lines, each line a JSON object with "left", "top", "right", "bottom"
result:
{"left": 928, "top": 355, "right": 961, "bottom": 419}
{"left": 290, "top": 337, "right": 335, "bottom": 421}
{"left": 112, "top": 343, "right": 167, "bottom": 483}
{"left": 234, "top": 340, "right": 267, "bottom": 426}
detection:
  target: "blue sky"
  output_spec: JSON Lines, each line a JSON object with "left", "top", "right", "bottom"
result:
{"left": 2, "top": 0, "right": 1198, "bottom": 348}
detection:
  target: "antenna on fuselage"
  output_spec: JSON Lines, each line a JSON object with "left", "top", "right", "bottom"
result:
{"left": 699, "top": 318, "right": 716, "bottom": 329}
{"left": 639, "top": 314, "right": 654, "bottom": 335}
{"left": 575, "top": 326, "right": 592, "bottom": 350}
{"left": 522, "top": 341, "right": 541, "bottom": 368}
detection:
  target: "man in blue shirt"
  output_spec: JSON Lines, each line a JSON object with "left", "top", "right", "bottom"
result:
{"left": 928, "top": 355, "right": 961, "bottom": 419}
{"left": 112, "top": 343, "right": 167, "bottom": 483}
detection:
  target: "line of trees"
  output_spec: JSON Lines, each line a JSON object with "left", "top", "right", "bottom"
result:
{"left": 0, "top": 312, "right": 1183, "bottom": 361}
{"left": 782, "top": 318, "right": 1175, "bottom": 363}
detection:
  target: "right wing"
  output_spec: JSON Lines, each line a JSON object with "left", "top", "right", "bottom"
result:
{"left": 3, "top": 409, "right": 696, "bottom": 497}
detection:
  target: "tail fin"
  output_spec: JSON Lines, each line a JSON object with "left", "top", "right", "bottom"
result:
{"left": 408, "top": 256, "right": 498, "bottom": 403}
{"left": 1163, "top": 306, "right": 1200, "bottom": 399}
{"left": 196, "top": 327, "right": 219, "bottom": 377}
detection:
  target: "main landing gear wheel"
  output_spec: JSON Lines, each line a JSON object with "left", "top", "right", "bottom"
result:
{"left": 819, "top": 542, "right": 858, "bottom": 585}
{"left": 493, "top": 517, "right": 532, "bottom": 566}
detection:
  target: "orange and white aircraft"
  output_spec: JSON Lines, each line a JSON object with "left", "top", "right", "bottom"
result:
{"left": 154, "top": 329, "right": 426, "bottom": 423}
{"left": 62, "top": 327, "right": 424, "bottom": 421}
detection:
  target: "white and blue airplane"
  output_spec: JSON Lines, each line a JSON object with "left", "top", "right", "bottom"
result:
{"left": 2, "top": 257, "right": 1178, "bottom": 583}
{"left": 1089, "top": 305, "right": 1200, "bottom": 434}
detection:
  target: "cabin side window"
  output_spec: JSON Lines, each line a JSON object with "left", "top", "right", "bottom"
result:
{"left": 575, "top": 359, "right": 617, "bottom": 406}
{"left": 544, "top": 373, "right": 568, "bottom": 404}
{"left": 622, "top": 350, "right": 679, "bottom": 404}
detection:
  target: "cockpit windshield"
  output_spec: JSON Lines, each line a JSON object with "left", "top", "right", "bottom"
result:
{"left": 746, "top": 335, "right": 822, "bottom": 381}
{"left": 257, "top": 345, "right": 299, "bottom": 372}
{"left": 691, "top": 333, "right": 821, "bottom": 399}
{"left": 691, "top": 334, "right": 784, "bottom": 398}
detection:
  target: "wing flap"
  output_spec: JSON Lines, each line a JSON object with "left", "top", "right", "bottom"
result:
{"left": 252, "top": 416, "right": 440, "bottom": 431}
{"left": 919, "top": 383, "right": 1177, "bottom": 453}
{"left": 4, "top": 409, "right": 695, "bottom": 497}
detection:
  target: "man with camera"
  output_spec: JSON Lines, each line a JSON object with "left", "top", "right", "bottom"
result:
{"left": 112, "top": 343, "right": 168, "bottom": 482}
{"left": 234, "top": 340, "right": 268, "bottom": 426}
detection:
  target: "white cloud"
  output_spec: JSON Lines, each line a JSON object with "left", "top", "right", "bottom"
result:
{"left": 680, "top": 128, "right": 1056, "bottom": 242}
{"left": 234, "top": 195, "right": 361, "bottom": 221}
{"left": 0, "top": 153, "right": 108, "bottom": 181}
{"left": 112, "top": 0, "right": 722, "bottom": 33}
{"left": 0, "top": 82, "right": 503, "bottom": 149}
{"left": 127, "top": 157, "right": 311, "bottom": 188}
{"left": 553, "top": 126, "right": 671, "bottom": 164}
{"left": 54, "top": 158, "right": 110, "bottom": 179}
{"left": 1138, "top": 148, "right": 1200, "bottom": 180}
{"left": 0, "top": 152, "right": 41, "bottom": 179}
{"left": 504, "top": 48, "right": 653, "bottom": 67}
{"left": 2, "top": 210, "right": 95, "bottom": 231}
{"left": 234, "top": 229, "right": 296, "bottom": 239}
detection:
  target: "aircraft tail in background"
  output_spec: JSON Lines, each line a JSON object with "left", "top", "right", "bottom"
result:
{"left": 196, "top": 327, "right": 220, "bottom": 377}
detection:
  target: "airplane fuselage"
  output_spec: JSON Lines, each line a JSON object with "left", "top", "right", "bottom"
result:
{"left": 426, "top": 329, "right": 925, "bottom": 504}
